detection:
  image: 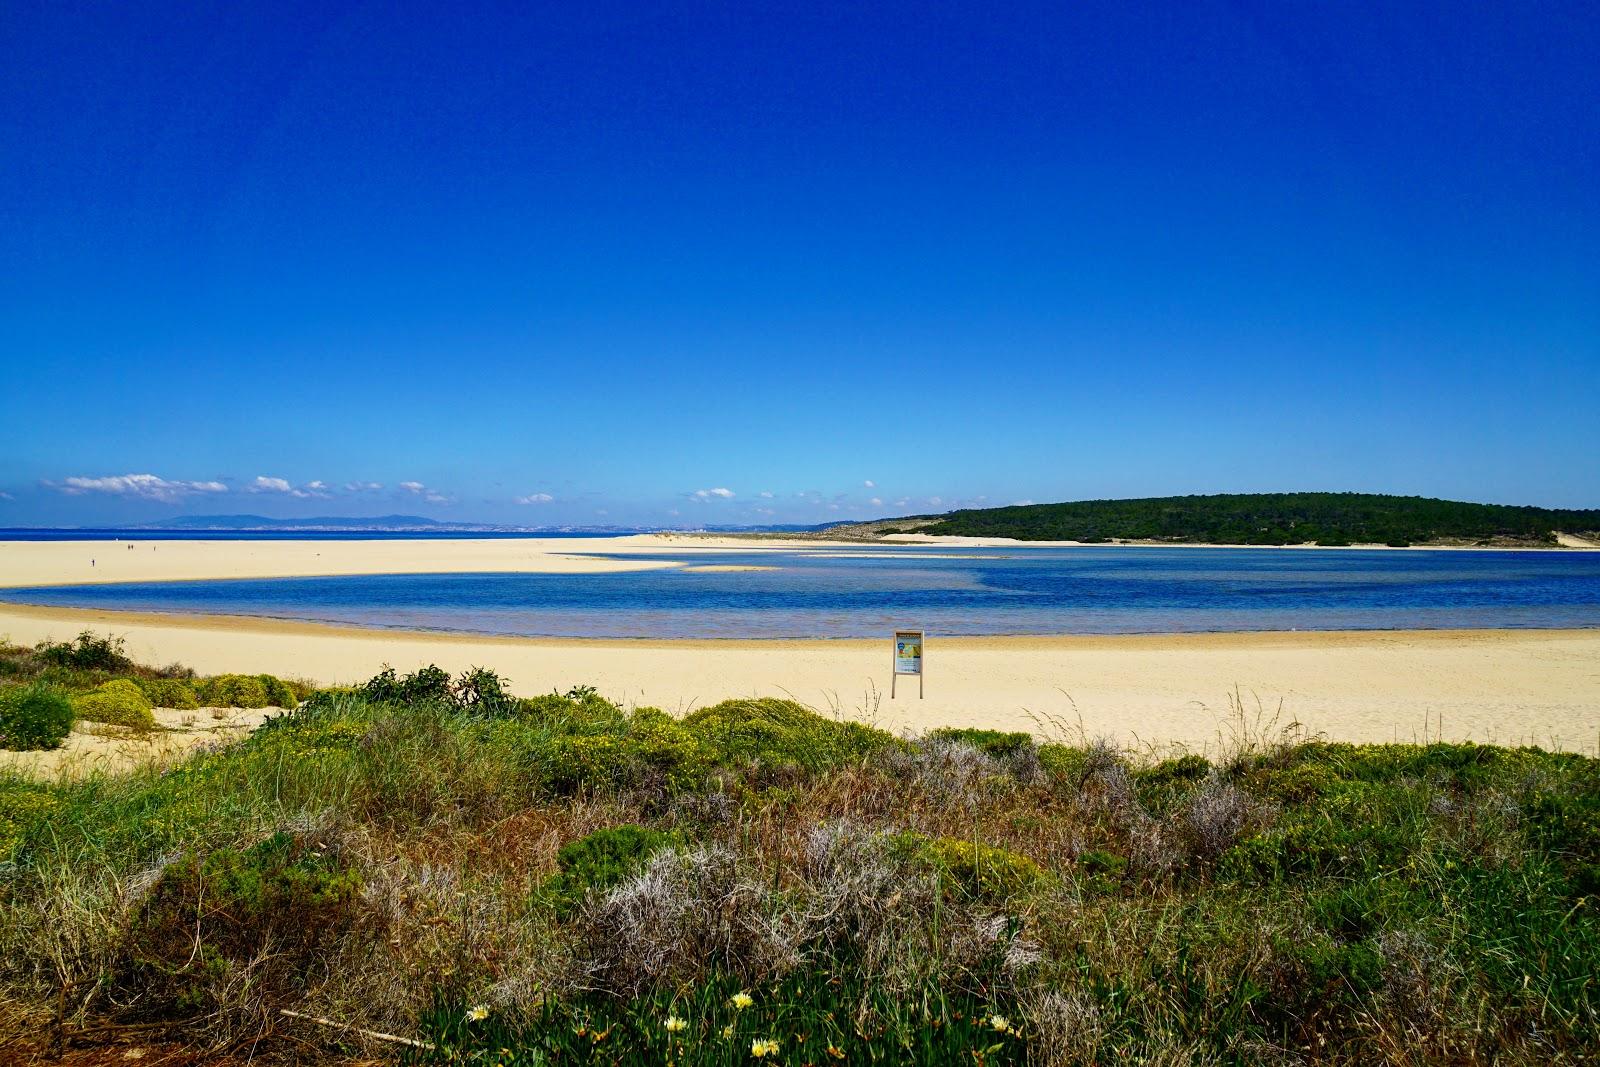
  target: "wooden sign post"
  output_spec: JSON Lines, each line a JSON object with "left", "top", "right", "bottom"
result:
{"left": 892, "top": 630, "right": 923, "bottom": 698}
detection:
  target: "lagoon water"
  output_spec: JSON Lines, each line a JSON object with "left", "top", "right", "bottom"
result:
{"left": 3, "top": 546, "right": 1598, "bottom": 639}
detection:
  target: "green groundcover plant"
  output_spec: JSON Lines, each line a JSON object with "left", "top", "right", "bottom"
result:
{"left": 0, "top": 643, "right": 1596, "bottom": 1063}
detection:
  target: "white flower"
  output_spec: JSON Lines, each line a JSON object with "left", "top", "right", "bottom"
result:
{"left": 664, "top": 1015, "right": 687, "bottom": 1033}
{"left": 988, "top": 1013, "right": 1011, "bottom": 1033}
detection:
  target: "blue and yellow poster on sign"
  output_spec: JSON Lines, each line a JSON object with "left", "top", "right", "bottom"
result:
{"left": 894, "top": 631, "right": 923, "bottom": 674}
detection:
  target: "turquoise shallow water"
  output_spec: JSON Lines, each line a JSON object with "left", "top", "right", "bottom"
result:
{"left": 2, "top": 546, "right": 1598, "bottom": 639}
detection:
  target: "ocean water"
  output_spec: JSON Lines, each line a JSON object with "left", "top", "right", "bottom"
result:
{"left": 3, "top": 546, "right": 1598, "bottom": 638}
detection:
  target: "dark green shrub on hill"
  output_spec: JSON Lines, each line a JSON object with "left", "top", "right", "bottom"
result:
{"left": 72, "top": 679, "right": 155, "bottom": 729}
{"left": 0, "top": 684, "right": 75, "bottom": 751}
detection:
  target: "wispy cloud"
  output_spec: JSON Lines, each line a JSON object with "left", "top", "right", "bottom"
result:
{"left": 249, "top": 475, "right": 331, "bottom": 499}
{"left": 869, "top": 497, "right": 883, "bottom": 507}
{"left": 345, "top": 481, "right": 384, "bottom": 492}
{"left": 515, "top": 492, "right": 554, "bottom": 504}
{"left": 863, "top": 479, "right": 876, "bottom": 488}
{"left": 758, "top": 491, "right": 774, "bottom": 499}
{"left": 57, "top": 474, "right": 228, "bottom": 502}
{"left": 691, "top": 487, "right": 735, "bottom": 501}
{"left": 1012, "top": 499, "right": 1035, "bottom": 506}
{"left": 0, "top": 491, "right": 13, "bottom": 501}
{"left": 399, "top": 480, "right": 452, "bottom": 505}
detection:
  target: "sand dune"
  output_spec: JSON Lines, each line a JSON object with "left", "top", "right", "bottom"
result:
{"left": 1, "top": 536, "right": 1596, "bottom": 756}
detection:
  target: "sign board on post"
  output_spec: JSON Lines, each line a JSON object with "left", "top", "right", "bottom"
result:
{"left": 892, "top": 630, "right": 923, "bottom": 699}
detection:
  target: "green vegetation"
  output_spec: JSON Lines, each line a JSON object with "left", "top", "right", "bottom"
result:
{"left": 71, "top": 678, "right": 156, "bottom": 729}
{"left": 0, "top": 645, "right": 1597, "bottom": 1063}
{"left": 0, "top": 684, "right": 75, "bottom": 750}
{"left": 898, "top": 491, "right": 1600, "bottom": 545}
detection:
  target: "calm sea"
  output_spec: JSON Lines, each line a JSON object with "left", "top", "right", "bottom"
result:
{"left": 2, "top": 546, "right": 1598, "bottom": 638}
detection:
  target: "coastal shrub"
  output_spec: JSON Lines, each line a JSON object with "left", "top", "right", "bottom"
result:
{"left": 538, "top": 824, "right": 685, "bottom": 916}
{"left": 682, "top": 698, "right": 896, "bottom": 772}
{"left": 929, "top": 727, "right": 1035, "bottom": 757}
{"left": 1037, "top": 743, "right": 1091, "bottom": 783}
{"left": 363, "top": 663, "right": 453, "bottom": 705}
{"left": 194, "top": 673, "right": 296, "bottom": 708}
{"left": 132, "top": 677, "right": 199, "bottom": 710}
{"left": 526, "top": 712, "right": 711, "bottom": 796}
{"left": 0, "top": 781, "right": 59, "bottom": 862}
{"left": 72, "top": 679, "right": 155, "bottom": 730}
{"left": 126, "top": 830, "right": 366, "bottom": 1014}
{"left": 36, "top": 630, "right": 134, "bottom": 672}
{"left": 934, "top": 836, "right": 1043, "bottom": 902}
{"left": 453, "top": 666, "right": 515, "bottom": 716}
{"left": 0, "top": 684, "right": 75, "bottom": 751}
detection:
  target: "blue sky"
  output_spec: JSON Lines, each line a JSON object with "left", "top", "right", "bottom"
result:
{"left": 2, "top": 2, "right": 1596, "bottom": 527}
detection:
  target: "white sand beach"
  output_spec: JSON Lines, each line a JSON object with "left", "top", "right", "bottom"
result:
{"left": 1, "top": 535, "right": 1597, "bottom": 756}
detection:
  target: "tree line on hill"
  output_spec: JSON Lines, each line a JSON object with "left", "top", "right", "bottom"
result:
{"left": 895, "top": 492, "right": 1600, "bottom": 546}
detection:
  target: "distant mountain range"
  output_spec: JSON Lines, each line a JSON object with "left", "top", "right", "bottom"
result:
{"left": 34, "top": 514, "right": 838, "bottom": 534}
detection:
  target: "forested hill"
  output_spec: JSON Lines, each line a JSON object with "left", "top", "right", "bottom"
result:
{"left": 867, "top": 493, "right": 1600, "bottom": 546}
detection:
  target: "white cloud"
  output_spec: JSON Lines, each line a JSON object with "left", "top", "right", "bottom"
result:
{"left": 894, "top": 497, "right": 910, "bottom": 507}
{"left": 59, "top": 474, "right": 228, "bottom": 502}
{"left": 927, "top": 496, "right": 944, "bottom": 507}
{"left": 399, "top": 481, "right": 426, "bottom": 493}
{"left": 516, "top": 492, "right": 554, "bottom": 505}
{"left": 692, "top": 487, "right": 735, "bottom": 501}
{"left": 346, "top": 481, "right": 384, "bottom": 492}
{"left": 759, "top": 491, "right": 774, "bottom": 499}
{"left": 250, "top": 476, "right": 329, "bottom": 499}
{"left": 869, "top": 497, "right": 883, "bottom": 507}
{"left": 0, "top": 491, "right": 13, "bottom": 501}
{"left": 863, "top": 480, "right": 876, "bottom": 488}
{"left": 1012, "top": 499, "right": 1035, "bottom": 507}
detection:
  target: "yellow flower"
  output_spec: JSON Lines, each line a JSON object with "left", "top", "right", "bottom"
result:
{"left": 751, "top": 1037, "right": 780, "bottom": 1057}
{"left": 731, "top": 991, "right": 754, "bottom": 1010}
{"left": 664, "top": 1015, "right": 688, "bottom": 1033}
{"left": 722, "top": 1024, "right": 735, "bottom": 1038}
{"left": 465, "top": 1004, "right": 490, "bottom": 1022}
{"left": 988, "top": 1014, "right": 1011, "bottom": 1033}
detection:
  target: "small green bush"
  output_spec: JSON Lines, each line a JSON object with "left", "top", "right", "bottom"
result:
{"left": 1038, "top": 743, "right": 1090, "bottom": 782}
{"left": 0, "top": 783, "right": 60, "bottom": 862}
{"left": 72, "top": 679, "right": 155, "bottom": 730}
{"left": 929, "top": 727, "right": 1035, "bottom": 757}
{"left": 196, "top": 674, "right": 270, "bottom": 708}
{"left": 133, "top": 677, "right": 199, "bottom": 710}
{"left": 893, "top": 832, "right": 1044, "bottom": 903}
{"left": 683, "top": 698, "right": 895, "bottom": 772}
{"left": 539, "top": 824, "right": 684, "bottom": 915}
{"left": 36, "top": 630, "right": 134, "bottom": 671}
{"left": 0, "top": 684, "right": 75, "bottom": 751}
{"left": 128, "top": 831, "right": 366, "bottom": 1012}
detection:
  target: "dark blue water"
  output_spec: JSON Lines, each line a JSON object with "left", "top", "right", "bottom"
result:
{"left": 3, "top": 546, "right": 1598, "bottom": 638}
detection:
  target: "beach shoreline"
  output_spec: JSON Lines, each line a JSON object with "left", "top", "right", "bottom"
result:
{"left": 2, "top": 535, "right": 1596, "bottom": 754}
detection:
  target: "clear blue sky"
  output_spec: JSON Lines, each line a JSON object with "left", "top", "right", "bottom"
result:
{"left": 2, "top": 2, "right": 1596, "bottom": 527}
